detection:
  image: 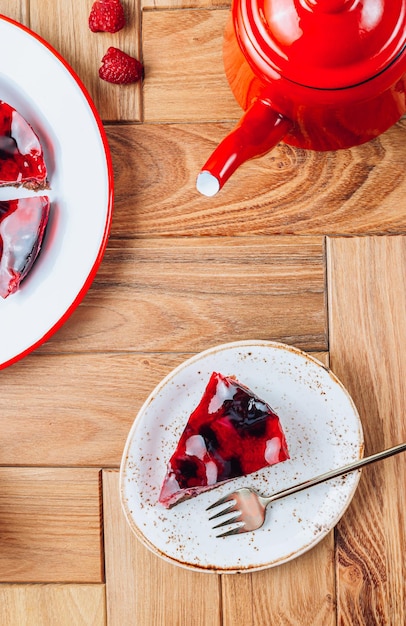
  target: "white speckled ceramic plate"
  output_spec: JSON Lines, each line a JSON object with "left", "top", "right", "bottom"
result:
{"left": 0, "top": 15, "right": 113, "bottom": 368}
{"left": 120, "top": 340, "right": 363, "bottom": 573}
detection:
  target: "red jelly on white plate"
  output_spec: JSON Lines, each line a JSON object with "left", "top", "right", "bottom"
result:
{"left": 0, "top": 196, "right": 50, "bottom": 298}
{"left": 0, "top": 101, "right": 50, "bottom": 299}
{"left": 0, "top": 100, "right": 48, "bottom": 190}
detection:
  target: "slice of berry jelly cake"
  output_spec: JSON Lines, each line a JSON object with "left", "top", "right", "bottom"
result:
{"left": 0, "top": 100, "right": 48, "bottom": 190}
{"left": 159, "top": 372, "right": 289, "bottom": 508}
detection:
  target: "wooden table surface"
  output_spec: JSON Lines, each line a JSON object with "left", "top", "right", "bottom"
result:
{"left": 1, "top": 1, "right": 406, "bottom": 624}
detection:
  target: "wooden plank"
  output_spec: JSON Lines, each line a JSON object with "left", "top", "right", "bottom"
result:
{"left": 327, "top": 236, "right": 406, "bottom": 625}
{"left": 103, "top": 470, "right": 222, "bottom": 626}
{"left": 143, "top": 9, "right": 238, "bottom": 121}
{"left": 1, "top": 338, "right": 329, "bottom": 468}
{"left": 30, "top": 0, "right": 142, "bottom": 121}
{"left": 38, "top": 236, "right": 326, "bottom": 353}
{"left": 0, "top": 584, "right": 105, "bottom": 626}
{"left": 0, "top": 353, "right": 187, "bottom": 466}
{"left": 222, "top": 352, "right": 336, "bottom": 626}
{"left": 0, "top": 468, "right": 103, "bottom": 582}
{"left": 222, "top": 535, "right": 336, "bottom": 626}
{"left": 0, "top": 1, "right": 28, "bottom": 24}
{"left": 106, "top": 120, "right": 406, "bottom": 237}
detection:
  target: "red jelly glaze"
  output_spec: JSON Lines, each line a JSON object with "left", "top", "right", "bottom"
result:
{"left": 159, "top": 372, "right": 289, "bottom": 506}
{"left": 0, "top": 101, "right": 47, "bottom": 189}
{"left": 0, "top": 196, "right": 50, "bottom": 298}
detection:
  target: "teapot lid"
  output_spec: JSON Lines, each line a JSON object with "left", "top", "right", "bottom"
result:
{"left": 236, "top": 0, "right": 406, "bottom": 89}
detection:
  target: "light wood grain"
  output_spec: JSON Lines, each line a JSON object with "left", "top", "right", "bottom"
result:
{"left": 143, "top": 9, "right": 237, "bottom": 122}
{"left": 0, "top": 468, "right": 103, "bottom": 582}
{"left": 103, "top": 470, "right": 222, "bottom": 626}
{"left": 0, "top": 353, "right": 188, "bottom": 467}
{"left": 106, "top": 120, "right": 406, "bottom": 236}
{"left": 327, "top": 235, "right": 406, "bottom": 625}
{"left": 222, "top": 535, "right": 336, "bottom": 626}
{"left": 30, "top": 0, "right": 142, "bottom": 121}
{"left": 1, "top": 344, "right": 329, "bottom": 468}
{"left": 0, "top": 0, "right": 28, "bottom": 23}
{"left": 34, "top": 236, "right": 326, "bottom": 354}
{"left": 0, "top": 584, "right": 105, "bottom": 626}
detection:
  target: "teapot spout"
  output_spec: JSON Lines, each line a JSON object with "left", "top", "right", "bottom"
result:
{"left": 196, "top": 99, "right": 292, "bottom": 196}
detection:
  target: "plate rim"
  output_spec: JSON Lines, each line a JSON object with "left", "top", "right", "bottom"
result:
{"left": 120, "top": 340, "right": 364, "bottom": 573}
{"left": 0, "top": 13, "right": 114, "bottom": 369}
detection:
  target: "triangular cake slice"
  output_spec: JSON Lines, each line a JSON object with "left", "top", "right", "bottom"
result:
{"left": 0, "top": 196, "right": 50, "bottom": 298}
{"left": 159, "top": 372, "right": 289, "bottom": 508}
{"left": 0, "top": 100, "right": 48, "bottom": 190}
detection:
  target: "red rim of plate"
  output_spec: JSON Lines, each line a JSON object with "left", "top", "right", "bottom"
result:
{"left": 0, "top": 14, "right": 114, "bottom": 370}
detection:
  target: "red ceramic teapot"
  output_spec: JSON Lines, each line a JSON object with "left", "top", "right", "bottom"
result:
{"left": 196, "top": 0, "right": 406, "bottom": 196}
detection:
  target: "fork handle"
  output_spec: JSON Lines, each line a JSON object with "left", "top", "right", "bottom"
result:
{"left": 263, "top": 442, "right": 406, "bottom": 506}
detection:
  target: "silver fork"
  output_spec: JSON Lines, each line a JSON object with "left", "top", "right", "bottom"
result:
{"left": 207, "top": 442, "right": 406, "bottom": 537}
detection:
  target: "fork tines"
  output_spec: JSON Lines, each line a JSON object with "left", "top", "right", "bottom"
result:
{"left": 212, "top": 510, "right": 245, "bottom": 537}
{"left": 206, "top": 494, "right": 244, "bottom": 537}
{"left": 206, "top": 493, "right": 236, "bottom": 511}
{"left": 212, "top": 512, "right": 242, "bottom": 528}
{"left": 207, "top": 501, "right": 237, "bottom": 521}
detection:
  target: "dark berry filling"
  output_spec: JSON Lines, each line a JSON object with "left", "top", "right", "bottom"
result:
{"left": 172, "top": 455, "right": 206, "bottom": 489}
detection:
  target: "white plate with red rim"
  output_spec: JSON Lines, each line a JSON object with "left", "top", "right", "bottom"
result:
{"left": 120, "top": 340, "right": 364, "bottom": 573}
{"left": 0, "top": 14, "right": 113, "bottom": 369}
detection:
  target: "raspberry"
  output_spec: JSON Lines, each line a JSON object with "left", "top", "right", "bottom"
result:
{"left": 89, "top": 0, "right": 126, "bottom": 33}
{"left": 99, "top": 47, "right": 144, "bottom": 85}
